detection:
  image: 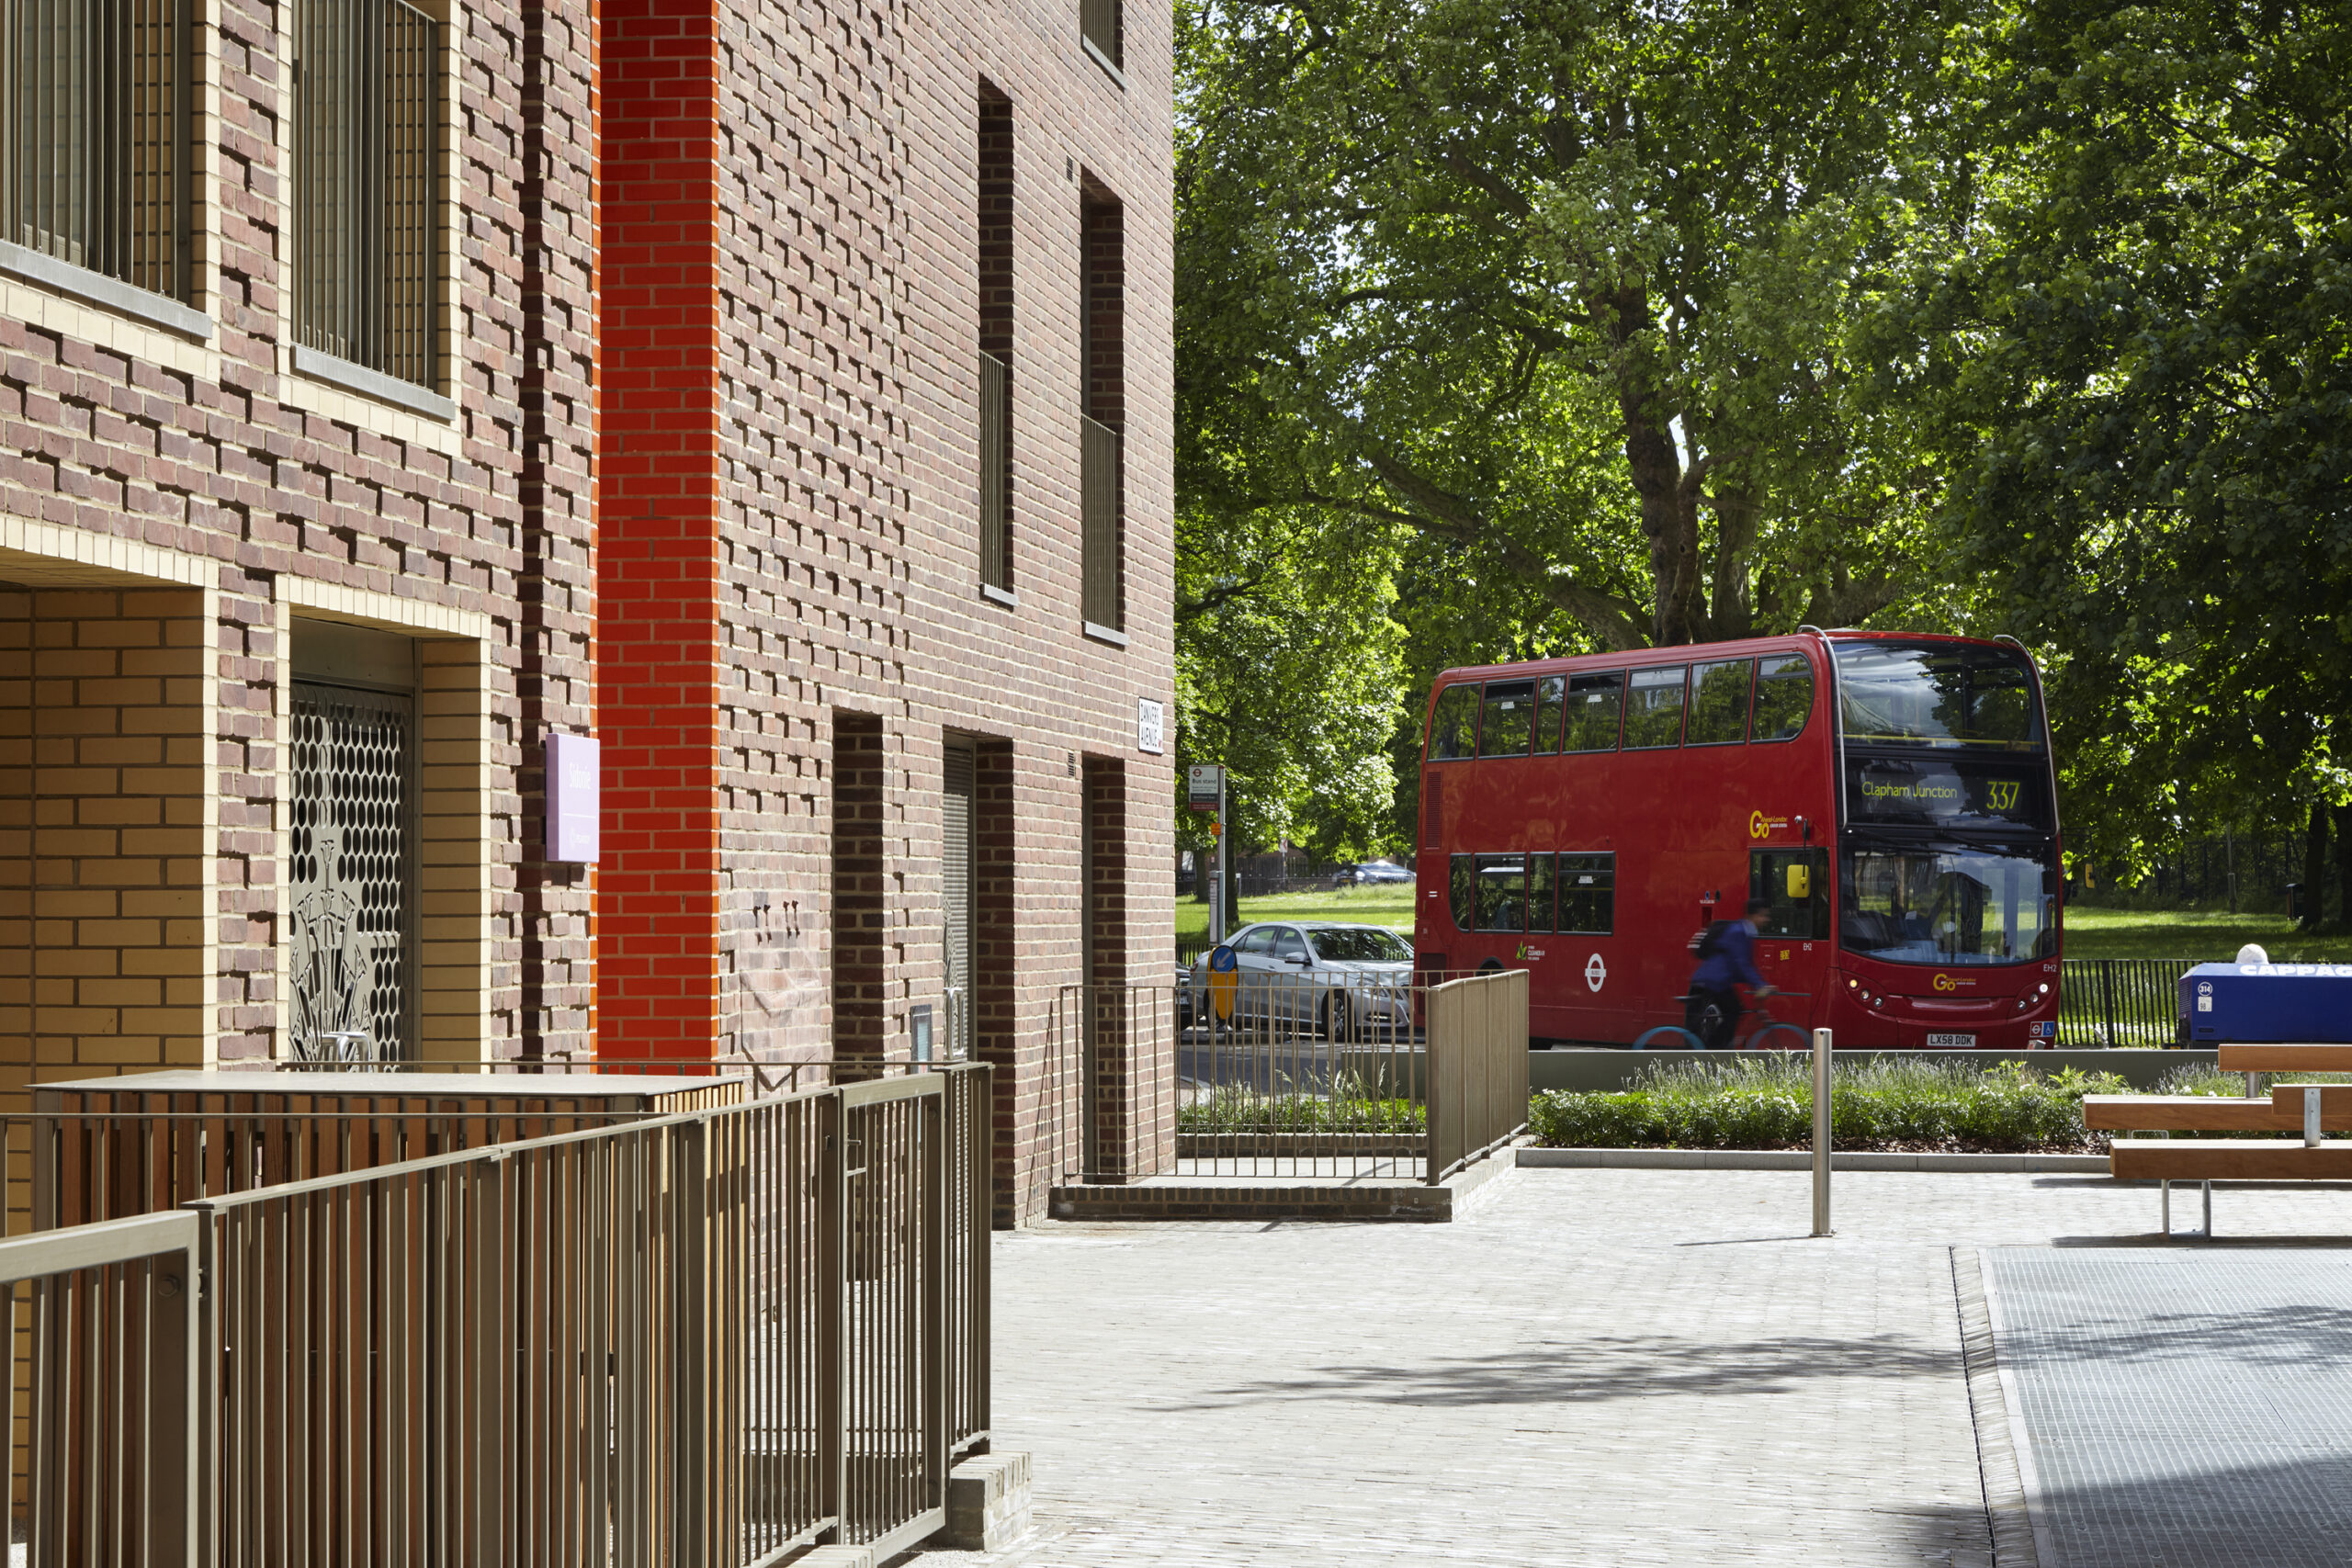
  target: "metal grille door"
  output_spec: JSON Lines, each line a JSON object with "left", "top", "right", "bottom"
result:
{"left": 289, "top": 682, "right": 413, "bottom": 1061}
{"left": 943, "top": 741, "right": 976, "bottom": 1057}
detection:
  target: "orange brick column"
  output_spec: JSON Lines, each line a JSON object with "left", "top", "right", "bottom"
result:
{"left": 595, "top": 0, "right": 724, "bottom": 1065}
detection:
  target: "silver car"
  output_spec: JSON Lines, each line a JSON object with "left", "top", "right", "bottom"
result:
{"left": 1190, "top": 921, "right": 1416, "bottom": 1039}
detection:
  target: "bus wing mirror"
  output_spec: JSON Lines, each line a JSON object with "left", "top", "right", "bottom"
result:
{"left": 1787, "top": 864, "right": 1811, "bottom": 899}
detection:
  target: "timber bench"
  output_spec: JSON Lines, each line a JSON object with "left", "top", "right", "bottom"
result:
{"left": 2083, "top": 1044, "right": 2352, "bottom": 1236}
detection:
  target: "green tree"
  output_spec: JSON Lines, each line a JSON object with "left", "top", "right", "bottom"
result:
{"left": 1177, "top": 0, "right": 1964, "bottom": 659}
{"left": 1886, "top": 0, "right": 2352, "bottom": 874}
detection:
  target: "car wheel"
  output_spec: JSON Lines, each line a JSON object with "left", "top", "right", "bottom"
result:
{"left": 1319, "top": 995, "right": 1352, "bottom": 1043}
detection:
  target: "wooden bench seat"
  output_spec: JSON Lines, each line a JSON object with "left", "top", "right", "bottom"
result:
{"left": 2110, "top": 1138, "right": 2352, "bottom": 1180}
{"left": 2084, "top": 1084, "right": 2352, "bottom": 1132}
{"left": 2085, "top": 1049, "right": 2352, "bottom": 1235}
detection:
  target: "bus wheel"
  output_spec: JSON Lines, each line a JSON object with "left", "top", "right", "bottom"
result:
{"left": 1749, "top": 1023, "right": 1809, "bottom": 1052}
{"left": 1633, "top": 1025, "right": 1703, "bottom": 1051}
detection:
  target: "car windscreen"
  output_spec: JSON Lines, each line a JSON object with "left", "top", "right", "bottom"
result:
{"left": 1308, "top": 929, "right": 1411, "bottom": 963}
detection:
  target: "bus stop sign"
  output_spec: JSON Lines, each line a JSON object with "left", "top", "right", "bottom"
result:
{"left": 1188, "top": 764, "right": 1222, "bottom": 812}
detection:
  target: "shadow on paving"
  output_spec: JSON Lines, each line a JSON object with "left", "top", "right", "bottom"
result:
{"left": 1158, "top": 1333, "right": 1956, "bottom": 1410}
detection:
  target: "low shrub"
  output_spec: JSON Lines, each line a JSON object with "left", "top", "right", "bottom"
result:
{"left": 1179, "top": 1087, "right": 1424, "bottom": 1135}
{"left": 1527, "top": 1056, "right": 2130, "bottom": 1153}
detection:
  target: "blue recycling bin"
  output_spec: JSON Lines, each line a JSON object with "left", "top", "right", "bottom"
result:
{"left": 2179, "top": 961, "right": 2352, "bottom": 1043}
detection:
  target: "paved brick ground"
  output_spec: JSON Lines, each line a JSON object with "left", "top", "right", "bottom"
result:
{"left": 921, "top": 1168, "right": 2352, "bottom": 1567}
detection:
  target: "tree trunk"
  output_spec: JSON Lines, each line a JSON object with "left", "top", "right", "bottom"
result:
{"left": 1605, "top": 287, "right": 1702, "bottom": 646}
{"left": 2334, "top": 805, "right": 2352, "bottom": 928}
{"left": 2305, "top": 806, "right": 2330, "bottom": 927}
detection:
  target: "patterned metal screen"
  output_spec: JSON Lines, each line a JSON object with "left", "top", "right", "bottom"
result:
{"left": 293, "top": 0, "right": 438, "bottom": 386}
{"left": 1080, "top": 414, "right": 1121, "bottom": 630}
{"left": 1080, "top": 0, "right": 1120, "bottom": 67}
{"left": 943, "top": 741, "right": 976, "bottom": 1059}
{"left": 289, "top": 682, "right": 414, "bottom": 1062}
{"left": 1, "top": 0, "right": 187, "bottom": 297}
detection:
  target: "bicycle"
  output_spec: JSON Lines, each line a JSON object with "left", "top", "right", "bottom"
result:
{"left": 1633, "top": 991, "right": 1813, "bottom": 1051}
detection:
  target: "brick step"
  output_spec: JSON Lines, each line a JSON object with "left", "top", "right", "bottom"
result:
{"left": 2110, "top": 1138, "right": 2352, "bottom": 1180}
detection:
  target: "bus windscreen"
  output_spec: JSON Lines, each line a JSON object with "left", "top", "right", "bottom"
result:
{"left": 1840, "top": 840, "right": 2058, "bottom": 965}
{"left": 1835, "top": 642, "right": 2041, "bottom": 751}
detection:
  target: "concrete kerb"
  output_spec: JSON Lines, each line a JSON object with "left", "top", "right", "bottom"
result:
{"left": 1046, "top": 1137, "right": 1532, "bottom": 1224}
{"left": 1519, "top": 1146, "right": 2110, "bottom": 1173}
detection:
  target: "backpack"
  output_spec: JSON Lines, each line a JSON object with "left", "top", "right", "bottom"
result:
{"left": 1690, "top": 919, "right": 1734, "bottom": 961}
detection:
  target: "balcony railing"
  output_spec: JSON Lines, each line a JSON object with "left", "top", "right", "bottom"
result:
{"left": 1080, "top": 413, "right": 1121, "bottom": 633}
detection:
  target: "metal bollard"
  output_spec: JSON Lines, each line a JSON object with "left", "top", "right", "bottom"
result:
{"left": 2307, "top": 1086, "right": 2324, "bottom": 1148}
{"left": 2246, "top": 1071, "right": 2263, "bottom": 1100}
{"left": 1812, "top": 1026, "right": 1833, "bottom": 1236}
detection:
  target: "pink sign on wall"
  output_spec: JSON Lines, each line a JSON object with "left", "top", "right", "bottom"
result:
{"left": 546, "top": 731, "right": 600, "bottom": 863}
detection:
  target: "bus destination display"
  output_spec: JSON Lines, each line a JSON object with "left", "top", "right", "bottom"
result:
{"left": 1849, "top": 761, "right": 2042, "bottom": 829}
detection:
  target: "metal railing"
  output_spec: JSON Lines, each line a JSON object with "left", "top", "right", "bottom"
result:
{"left": 1079, "top": 0, "right": 1120, "bottom": 67}
{"left": 978, "top": 351, "right": 1010, "bottom": 590}
{"left": 3, "top": 1063, "right": 992, "bottom": 1564}
{"left": 1, "top": 0, "right": 189, "bottom": 297}
{"left": 2058, "top": 958, "right": 2194, "bottom": 1046}
{"left": 1055, "top": 969, "right": 1527, "bottom": 1187}
{"left": 1079, "top": 414, "right": 1121, "bottom": 629}
{"left": 294, "top": 0, "right": 440, "bottom": 385}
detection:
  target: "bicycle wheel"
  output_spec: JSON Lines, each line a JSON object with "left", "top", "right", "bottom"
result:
{"left": 1632, "top": 1025, "right": 1704, "bottom": 1051}
{"left": 1747, "top": 1022, "right": 1809, "bottom": 1052}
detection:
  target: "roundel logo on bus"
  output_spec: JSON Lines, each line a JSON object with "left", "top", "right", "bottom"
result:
{"left": 1585, "top": 953, "right": 1607, "bottom": 992}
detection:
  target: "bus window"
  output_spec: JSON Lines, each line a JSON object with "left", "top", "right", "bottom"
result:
{"left": 1749, "top": 849, "right": 1831, "bottom": 939}
{"left": 1475, "top": 854, "right": 1527, "bottom": 931}
{"left": 1623, "top": 667, "right": 1687, "bottom": 749}
{"left": 1479, "top": 681, "right": 1536, "bottom": 757}
{"left": 1557, "top": 853, "right": 1615, "bottom": 933}
{"left": 1689, "top": 660, "right": 1751, "bottom": 745}
{"left": 1526, "top": 852, "right": 1557, "bottom": 931}
{"left": 1834, "top": 641, "right": 2041, "bottom": 750}
{"left": 1429, "top": 683, "right": 1480, "bottom": 760}
{"left": 1532, "top": 676, "right": 1566, "bottom": 756}
{"left": 1754, "top": 655, "right": 1815, "bottom": 742}
{"left": 1449, "top": 854, "right": 1477, "bottom": 931}
{"left": 1562, "top": 673, "right": 1623, "bottom": 752}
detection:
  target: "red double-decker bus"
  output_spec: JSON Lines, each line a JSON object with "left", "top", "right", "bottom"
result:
{"left": 1411, "top": 631, "right": 2064, "bottom": 1048}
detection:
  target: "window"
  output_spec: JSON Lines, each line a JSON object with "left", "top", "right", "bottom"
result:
{"left": 1080, "top": 186, "right": 1123, "bottom": 634}
{"left": 1562, "top": 672, "right": 1623, "bottom": 752}
{"left": 1478, "top": 680, "right": 1535, "bottom": 757}
{"left": 1623, "top": 666, "right": 1687, "bottom": 749}
{"left": 294, "top": 0, "right": 442, "bottom": 389}
{"left": 1428, "top": 683, "right": 1479, "bottom": 761}
{"left": 1839, "top": 842, "right": 2055, "bottom": 964}
{"left": 1834, "top": 640, "right": 2041, "bottom": 750}
{"left": 1557, "top": 853, "right": 1615, "bottom": 934}
{"left": 1448, "top": 854, "right": 1476, "bottom": 931}
{"left": 977, "top": 87, "right": 1013, "bottom": 595}
{"left": 1532, "top": 675, "right": 1565, "bottom": 756}
{"left": 1525, "top": 853, "right": 1556, "bottom": 933}
{"left": 1080, "top": 0, "right": 1121, "bottom": 73}
{"left": 1270, "top": 926, "right": 1307, "bottom": 962}
{"left": 2, "top": 0, "right": 189, "bottom": 300}
{"left": 1754, "top": 654, "right": 1814, "bottom": 741}
{"left": 1474, "top": 853, "right": 1528, "bottom": 931}
{"left": 1749, "top": 849, "right": 1831, "bottom": 940}
{"left": 1308, "top": 928, "right": 1412, "bottom": 963}
{"left": 1236, "top": 925, "right": 1276, "bottom": 955}
{"left": 1689, "top": 660, "right": 1751, "bottom": 745}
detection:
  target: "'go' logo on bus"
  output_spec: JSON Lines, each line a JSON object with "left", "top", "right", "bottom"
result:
{"left": 1748, "top": 810, "right": 1770, "bottom": 839}
{"left": 1984, "top": 780, "right": 2019, "bottom": 813}
{"left": 1933, "top": 973, "right": 1959, "bottom": 992}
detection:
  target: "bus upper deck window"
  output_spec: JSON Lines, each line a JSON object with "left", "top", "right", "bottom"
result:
{"left": 1479, "top": 681, "right": 1536, "bottom": 757}
{"left": 1624, "top": 667, "right": 1688, "bottom": 749}
{"left": 1690, "top": 660, "right": 1752, "bottom": 745}
{"left": 1532, "top": 676, "right": 1565, "bottom": 756}
{"left": 1754, "top": 655, "right": 1815, "bottom": 742}
{"left": 1428, "top": 683, "right": 1480, "bottom": 760}
{"left": 1562, "top": 672, "right": 1623, "bottom": 752}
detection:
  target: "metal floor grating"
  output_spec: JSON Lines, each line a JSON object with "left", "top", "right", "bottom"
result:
{"left": 1984, "top": 1247, "right": 2352, "bottom": 1567}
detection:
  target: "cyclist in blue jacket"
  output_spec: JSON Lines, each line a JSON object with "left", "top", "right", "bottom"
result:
{"left": 1686, "top": 897, "right": 1778, "bottom": 1049}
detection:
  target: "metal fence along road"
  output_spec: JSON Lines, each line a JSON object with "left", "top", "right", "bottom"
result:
{"left": 3, "top": 1062, "right": 992, "bottom": 1566}
{"left": 2057, "top": 958, "right": 2195, "bottom": 1047}
{"left": 1055, "top": 970, "right": 1527, "bottom": 1186}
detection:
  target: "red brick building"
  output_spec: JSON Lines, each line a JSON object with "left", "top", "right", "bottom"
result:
{"left": 0, "top": 0, "right": 1171, "bottom": 1222}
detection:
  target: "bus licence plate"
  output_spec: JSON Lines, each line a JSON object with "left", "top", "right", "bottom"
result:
{"left": 1926, "top": 1032, "right": 1976, "bottom": 1048}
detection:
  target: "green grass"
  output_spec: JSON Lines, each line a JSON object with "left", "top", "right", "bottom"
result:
{"left": 2058, "top": 905, "right": 2352, "bottom": 962}
{"left": 1175, "top": 886, "right": 1417, "bottom": 942}
{"left": 1178, "top": 1088, "right": 1426, "bottom": 1134}
{"left": 1528, "top": 1056, "right": 2128, "bottom": 1153}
